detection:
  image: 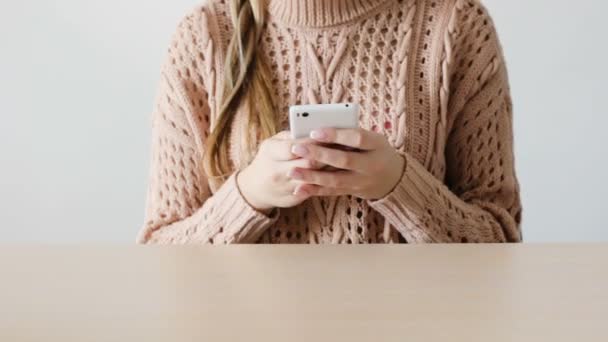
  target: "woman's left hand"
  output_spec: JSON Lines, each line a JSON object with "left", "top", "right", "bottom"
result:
{"left": 288, "top": 128, "right": 406, "bottom": 200}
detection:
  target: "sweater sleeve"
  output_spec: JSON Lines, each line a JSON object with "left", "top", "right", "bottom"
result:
{"left": 136, "top": 8, "right": 278, "bottom": 244}
{"left": 369, "top": 0, "right": 522, "bottom": 243}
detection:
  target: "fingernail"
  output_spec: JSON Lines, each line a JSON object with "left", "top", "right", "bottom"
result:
{"left": 288, "top": 169, "right": 303, "bottom": 180}
{"left": 310, "top": 130, "right": 327, "bottom": 141}
{"left": 294, "top": 187, "right": 308, "bottom": 196}
{"left": 291, "top": 144, "right": 309, "bottom": 156}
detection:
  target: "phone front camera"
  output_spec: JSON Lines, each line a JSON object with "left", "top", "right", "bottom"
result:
{"left": 302, "top": 112, "right": 309, "bottom": 117}
{"left": 345, "top": 104, "right": 349, "bottom": 107}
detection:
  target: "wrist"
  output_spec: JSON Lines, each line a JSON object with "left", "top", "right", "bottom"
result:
{"left": 236, "top": 167, "right": 275, "bottom": 215}
{"left": 378, "top": 152, "right": 407, "bottom": 200}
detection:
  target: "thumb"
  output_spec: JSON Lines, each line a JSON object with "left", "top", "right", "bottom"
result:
{"left": 274, "top": 131, "right": 292, "bottom": 140}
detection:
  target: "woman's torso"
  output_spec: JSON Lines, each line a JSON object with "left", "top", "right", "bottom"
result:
{"left": 192, "top": 0, "right": 462, "bottom": 243}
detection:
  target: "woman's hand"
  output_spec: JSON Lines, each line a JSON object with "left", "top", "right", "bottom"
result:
{"left": 237, "top": 131, "right": 317, "bottom": 213}
{"left": 288, "top": 128, "right": 406, "bottom": 200}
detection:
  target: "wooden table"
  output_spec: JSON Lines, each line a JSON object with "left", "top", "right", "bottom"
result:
{"left": 0, "top": 244, "right": 607, "bottom": 341}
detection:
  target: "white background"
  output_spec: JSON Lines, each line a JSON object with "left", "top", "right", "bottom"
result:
{"left": 1, "top": 0, "right": 606, "bottom": 242}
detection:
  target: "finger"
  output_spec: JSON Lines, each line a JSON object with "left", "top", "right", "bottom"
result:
{"left": 275, "top": 130, "right": 318, "bottom": 145}
{"left": 294, "top": 184, "right": 352, "bottom": 197}
{"left": 285, "top": 158, "right": 327, "bottom": 171}
{"left": 283, "top": 158, "right": 317, "bottom": 170}
{"left": 288, "top": 168, "right": 360, "bottom": 189}
{"left": 310, "top": 128, "right": 384, "bottom": 151}
{"left": 262, "top": 136, "right": 316, "bottom": 161}
{"left": 291, "top": 143, "right": 367, "bottom": 171}
{"left": 274, "top": 130, "right": 292, "bottom": 140}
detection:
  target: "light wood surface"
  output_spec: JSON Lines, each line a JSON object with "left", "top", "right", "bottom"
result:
{"left": 0, "top": 244, "right": 607, "bottom": 341}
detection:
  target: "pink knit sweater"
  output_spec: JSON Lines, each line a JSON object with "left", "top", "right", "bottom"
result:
{"left": 137, "top": 0, "right": 522, "bottom": 244}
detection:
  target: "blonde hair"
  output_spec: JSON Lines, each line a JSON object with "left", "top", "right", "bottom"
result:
{"left": 203, "top": 0, "right": 278, "bottom": 188}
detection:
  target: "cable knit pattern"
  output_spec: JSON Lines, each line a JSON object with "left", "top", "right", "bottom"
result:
{"left": 137, "top": 0, "right": 522, "bottom": 244}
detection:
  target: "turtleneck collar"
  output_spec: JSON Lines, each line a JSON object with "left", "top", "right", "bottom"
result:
{"left": 268, "top": 0, "right": 393, "bottom": 28}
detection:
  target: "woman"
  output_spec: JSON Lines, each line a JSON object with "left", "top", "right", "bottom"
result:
{"left": 137, "top": 0, "right": 522, "bottom": 244}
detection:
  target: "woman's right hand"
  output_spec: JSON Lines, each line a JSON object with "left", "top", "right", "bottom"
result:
{"left": 237, "top": 131, "right": 316, "bottom": 213}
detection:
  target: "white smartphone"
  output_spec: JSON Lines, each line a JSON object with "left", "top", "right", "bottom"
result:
{"left": 289, "top": 103, "right": 359, "bottom": 139}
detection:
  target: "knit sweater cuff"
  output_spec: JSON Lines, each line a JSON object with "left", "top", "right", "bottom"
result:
{"left": 211, "top": 173, "right": 279, "bottom": 243}
{"left": 368, "top": 153, "right": 441, "bottom": 242}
